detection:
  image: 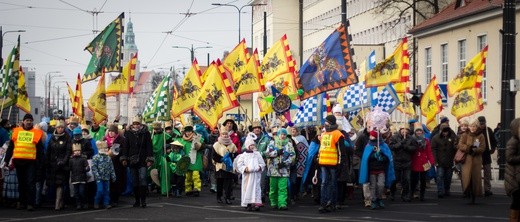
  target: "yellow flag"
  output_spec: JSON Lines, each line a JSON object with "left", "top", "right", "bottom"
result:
{"left": 171, "top": 59, "right": 203, "bottom": 118}
{"left": 270, "top": 72, "right": 298, "bottom": 95}
{"left": 447, "top": 45, "right": 487, "bottom": 97}
{"left": 396, "top": 93, "right": 415, "bottom": 116}
{"left": 66, "top": 82, "right": 75, "bottom": 104}
{"left": 451, "top": 87, "right": 483, "bottom": 121}
{"left": 261, "top": 34, "right": 296, "bottom": 81}
{"left": 366, "top": 38, "right": 409, "bottom": 87}
{"left": 106, "top": 53, "right": 138, "bottom": 96}
{"left": 420, "top": 75, "right": 443, "bottom": 121}
{"left": 223, "top": 39, "right": 249, "bottom": 82}
{"left": 235, "top": 49, "right": 265, "bottom": 96}
{"left": 193, "top": 60, "right": 239, "bottom": 129}
{"left": 15, "top": 67, "right": 30, "bottom": 113}
{"left": 87, "top": 71, "right": 107, "bottom": 124}
{"left": 425, "top": 118, "right": 437, "bottom": 131}
{"left": 73, "top": 73, "right": 84, "bottom": 118}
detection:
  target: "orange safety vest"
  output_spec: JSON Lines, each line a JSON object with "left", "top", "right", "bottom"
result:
{"left": 12, "top": 127, "right": 43, "bottom": 160}
{"left": 318, "top": 130, "right": 343, "bottom": 166}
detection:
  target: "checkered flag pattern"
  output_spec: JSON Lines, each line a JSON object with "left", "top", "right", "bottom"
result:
{"left": 142, "top": 77, "right": 171, "bottom": 123}
{"left": 294, "top": 93, "right": 325, "bottom": 127}
{"left": 347, "top": 109, "right": 359, "bottom": 121}
{"left": 342, "top": 81, "right": 369, "bottom": 112}
{"left": 373, "top": 84, "right": 400, "bottom": 113}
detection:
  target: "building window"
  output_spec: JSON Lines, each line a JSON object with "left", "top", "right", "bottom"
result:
{"left": 458, "top": 39, "right": 466, "bottom": 71}
{"left": 478, "top": 35, "right": 487, "bottom": 100}
{"left": 441, "top": 43, "right": 448, "bottom": 82}
{"left": 425, "top": 47, "right": 432, "bottom": 81}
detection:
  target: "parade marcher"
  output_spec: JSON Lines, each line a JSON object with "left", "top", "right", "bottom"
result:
{"left": 359, "top": 130, "right": 395, "bottom": 210}
{"left": 72, "top": 128, "right": 94, "bottom": 160}
{"left": 175, "top": 125, "right": 204, "bottom": 197}
{"left": 410, "top": 122, "right": 435, "bottom": 201}
{"left": 0, "top": 119, "right": 10, "bottom": 147}
{"left": 430, "top": 116, "right": 449, "bottom": 139}
{"left": 266, "top": 128, "right": 295, "bottom": 210}
{"left": 431, "top": 123, "right": 457, "bottom": 198}
{"left": 90, "top": 121, "right": 107, "bottom": 142}
{"left": 354, "top": 127, "right": 372, "bottom": 207}
{"left": 206, "top": 126, "right": 219, "bottom": 193}
{"left": 166, "top": 141, "right": 187, "bottom": 197}
{"left": 151, "top": 121, "right": 172, "bottom": 195}
{"left": 92, "top": 141, "right": 116, "bottom": 209}
{"left": 458, "top": 119, "right": 485, "bottom": 204}
{"left": 212, "top": 128, "right": 237, "bottom": 204}
{"left": 65, "top": 116, "right": 80, "bottom": 138}
{"left": 104, "top": 124, "right": 126, "bottom": 207}
{"left": 46, "top": 120, "right": 72, "bottom": 210}
{"left": 504, "top": 118, "right": 520, "bottom": 221}
{"left": 2, "top": 114, "right": 45, "bottom": 211}
{"left": 388, "top": 124, "right": 416, "bottom": 202}
{"left": 317, "top": 115, "right": 345, "bottom": 213}
{"left": 69, "top": 143, "right": 89, "bottom": 210}
{"left": 223, "top": 119, "right": 241, "bottom": 153}
{"left": 122, "top": 116, "right": 154, "bottom": 208}
{"left": 477, "top": 116, "right": 497, "bottom": 196}
{"left": 236, "top": 132, "right": 266, "bottom": 211}
{"left": 249, "top": 120, "right": 271, "bottom": 202}
{"left": 289, "top": 126, "right": 309, "bottom": 202}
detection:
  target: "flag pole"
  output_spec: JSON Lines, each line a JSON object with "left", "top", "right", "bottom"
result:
{"left": 7, "top": 104, "right": 12, "bottom": 120}
{"left": 162, "top": 121, "right": 169, "bottom": 198}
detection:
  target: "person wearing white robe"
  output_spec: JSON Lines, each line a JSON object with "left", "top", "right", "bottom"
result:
{"left": 332, "top": 104, "right": 353, "bottom": 134}
{"left": 236, "top": 133, "right": 266, "bottom": 211}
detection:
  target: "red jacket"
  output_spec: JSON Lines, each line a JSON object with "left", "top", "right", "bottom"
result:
{"left": 411, "top": 138, "right": 435, "bottom": 172}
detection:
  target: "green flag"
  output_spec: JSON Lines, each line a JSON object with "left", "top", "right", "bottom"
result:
{"left": 0, "top": 35, "right": 20, "bottom": 109}
{"left": 142, "top": 76, "right": 171, "bottom": 123}
{"left": 82, "top": 13, "right": 124, "bottom": 83}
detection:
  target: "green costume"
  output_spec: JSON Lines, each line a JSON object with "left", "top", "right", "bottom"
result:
{"left": 90, "top": 125, "right": 106, "bottom": 141}
{"left": 175, "top": 137, "right": 203, "bottom": 171}
{"left": 152, "top": 131, "right": 172, "bottom": 195}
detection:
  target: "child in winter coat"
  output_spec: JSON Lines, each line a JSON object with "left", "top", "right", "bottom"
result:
{"left": 266, "top": 128, "right": 295, "bottom": 210}
{"left": 166, "top": 141, "right": 187, "bottom": 197}
{"left": 69, "top": 143, "right": 89, "bottom": 210}
{"left": 92, "top": 141, "right": 116, "bottom": 209}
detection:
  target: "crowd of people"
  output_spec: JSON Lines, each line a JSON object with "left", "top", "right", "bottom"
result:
{"left": 0, "top": 108, "right": 512, "bottom": 218}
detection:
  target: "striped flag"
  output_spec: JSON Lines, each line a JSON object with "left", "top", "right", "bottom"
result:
{"left": 15, "top": 67, "right": 31, "bottom": 114}
{"left": 73, "top": 73, "right": 84, "bottom": 118}
{"left": 142, "top": 76, "right": 171, "bottom": 123}
{"left": 106, "top": 53, "right": 138, "bottom": 96}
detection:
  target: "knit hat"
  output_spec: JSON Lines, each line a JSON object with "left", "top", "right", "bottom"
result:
{"left": 440, "top": 117, "right": 449, "bottom": 124}
{"left": 243, "top": 132, "right": 257, "bottom": 150}
{"left": 73, "top": 127, "right": 82, "bottom": 135}
{"left": 152, "top": 121, "right": 162, "bottom": 130}
{"left": 325, "top": 115, "right": 336, "bottom": 125}
{"left": 369, "top": 130, "right": 378, "bottom": 138}
{"left": 39, "top": 122, "right": 48, "bottom": 132}
{"left": 108, "top": 124, "right": 118, "bottom": 133}
{"left": 132, "top": 116, "right": 142, "bottom": 124}
{"left": 183, "top": 125, "right": 193, "bottom": 132}
{"left": 164, "top": 121, "right": 173, "bottom": 130}
{"left": 96, "top": 141, "right": 108, "bottom": 154}
{"left": 23, "top": 114, "right": 33, "bottom": 121}
{"left": 332, "top": 104, "right": 342, "bottom": 114}
{"left": 277, "top": 128, "right": 288, "bottom": 136}
{"left": 72, "top": 143, "right": 82, "bottom": 152}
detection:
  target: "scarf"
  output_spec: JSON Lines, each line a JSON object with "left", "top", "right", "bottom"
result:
{"left": 105, "top": 134, "right": 117, "bottom": 148}
{"left": 218, "top": 136, "right": 232, "bottom": 146}
{"left": 53, "top": 131, "right": 65, "bottom": 139}
{"left": 275, "top": 137, "right": 289, "bottom": 148}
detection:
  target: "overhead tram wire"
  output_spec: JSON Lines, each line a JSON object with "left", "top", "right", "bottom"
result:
{"left": 23, "top": 33, "right": 93, "bottom": 44}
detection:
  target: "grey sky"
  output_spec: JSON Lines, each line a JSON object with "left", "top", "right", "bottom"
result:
{"left": 0, "top": 0, "right": 255, "bottom": 98}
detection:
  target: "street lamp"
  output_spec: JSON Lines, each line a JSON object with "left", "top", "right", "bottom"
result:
{"left": 171, "top": 44, "right": 212, "bottom": 62}
{"left": 211, "top": 3, "right": 266, "bottom": 42}
{"left": 52, "top": 82, "right": 66, "bottom": 113}
{"left": 0, "top": 27, "right": 26, "bottom": 68}
{"left": 46, "top": 72, "right": 62, "bottom": 117}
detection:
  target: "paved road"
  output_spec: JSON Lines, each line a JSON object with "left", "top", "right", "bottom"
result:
{"left": 0, "top": 178, "right": 510, "bottom": 221}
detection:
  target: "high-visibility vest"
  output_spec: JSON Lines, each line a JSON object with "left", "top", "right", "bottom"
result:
{"left": 318, "top": 130, "right": 343, "bottom": 166}
{"left": 12, "top": 127, "right": 43, "bottom": 160}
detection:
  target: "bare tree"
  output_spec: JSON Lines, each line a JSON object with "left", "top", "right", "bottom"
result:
{"left": 373, "top": 0, "right": 450, "bottom": 27}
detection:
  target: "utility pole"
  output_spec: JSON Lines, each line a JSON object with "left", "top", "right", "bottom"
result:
{"left": 499, "top": 0, "right": 516, "bottom": 180}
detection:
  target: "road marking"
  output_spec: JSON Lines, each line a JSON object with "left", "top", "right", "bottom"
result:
{"left": 95, "top": 218, "right": 149, "bottom": 221}
{"left": 205, "top": 217, "right": 260, "bottom": 220}
{"left": 1, "top": 206, "right": 134, "bottom": 222}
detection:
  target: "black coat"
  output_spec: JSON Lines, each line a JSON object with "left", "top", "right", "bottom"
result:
{"left": 69, "top": 155, "right": 89, "bottom": 183}
{"left": 73, "top": 138, "right": 94, "bottom": 159}
{"left": 109, "top": 135, "right": 127, "bottom": 194}
{"left": 481, "top": 126, "right": 497, "bottom": 165}
{"left": 388, "top": 133, "right": 417, "bottom": 169}
{"left": 122, "top": 125, "right": 153, "bottom": 168}
{"left": 431, "top": 130, "right": 458, "bottom": 168}
{"left": 46, "top": 133, "right": 72, "bottom": 186}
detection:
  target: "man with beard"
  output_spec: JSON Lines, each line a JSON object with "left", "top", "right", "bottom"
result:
{"left": 122, "top": 116, "right": 154, "bottom": 208}
{"left": 388, "top": 124, "right": 416, "bottom": 202}
{"left": 2, "top": 114, "right": 45, "bottom": 211}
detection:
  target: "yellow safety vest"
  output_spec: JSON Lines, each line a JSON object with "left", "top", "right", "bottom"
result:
{"left": 12, "top": 127, "right": 43, "bottom": 160}
{"left": 318, "top": 130, "right": 343, "bottom": 166}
